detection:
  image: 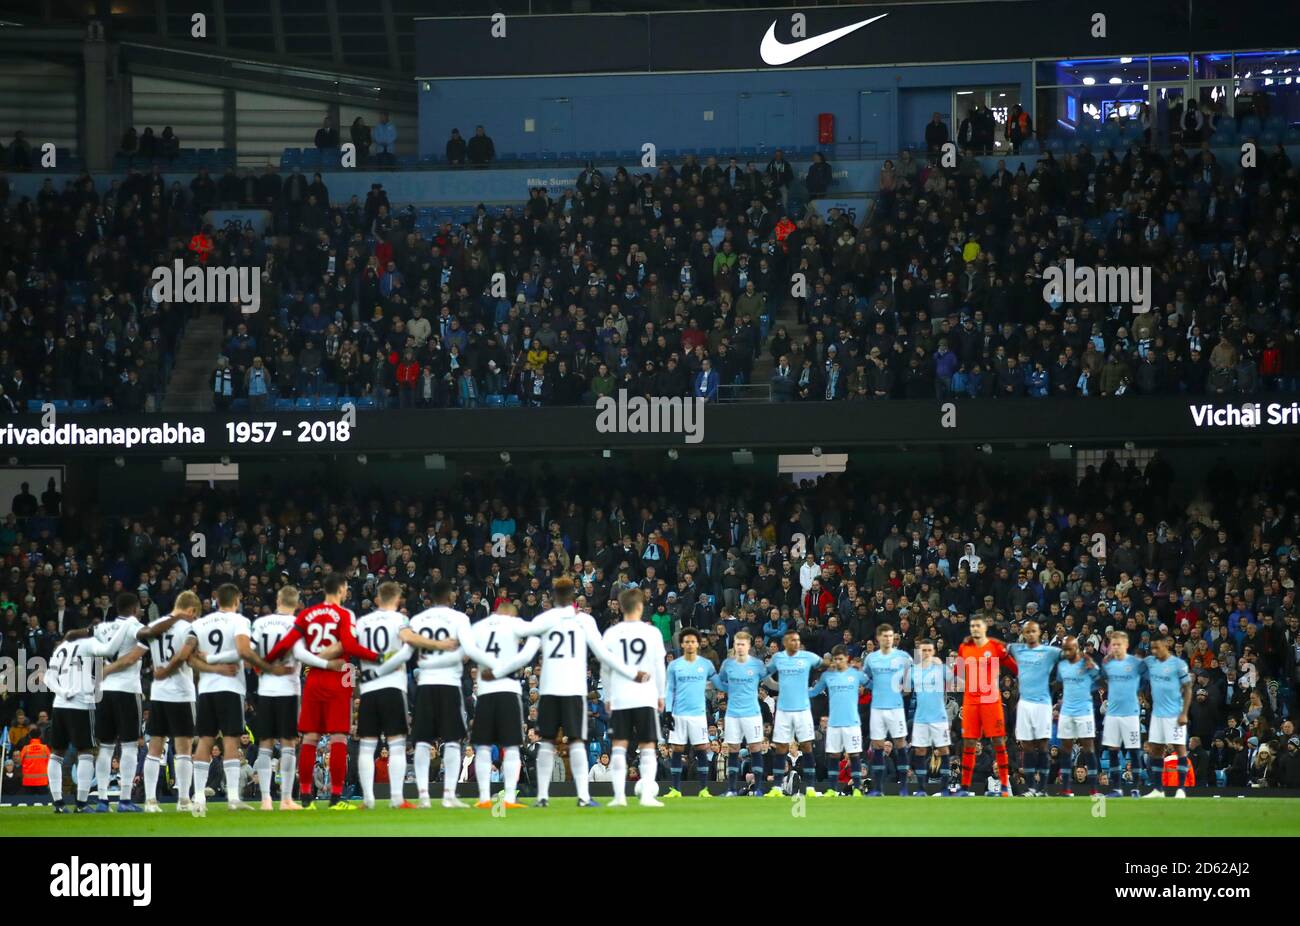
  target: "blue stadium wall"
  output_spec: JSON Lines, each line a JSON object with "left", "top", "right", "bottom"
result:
{"left": 416, "top": 62, "right": 1032, "bottom": 163}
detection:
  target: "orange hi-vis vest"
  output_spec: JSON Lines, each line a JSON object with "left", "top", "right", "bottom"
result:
{"left": 1162, "top": 752, "right": 1195, "bottom": 787}
{"left": 19, "top": 740, "right": 51, "bottom": 787}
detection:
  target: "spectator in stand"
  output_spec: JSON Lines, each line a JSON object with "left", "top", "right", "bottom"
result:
{"left": 372, "top": 112, "right": 398, "bottom": 166}
{"left": 212, "top": 356, "right": 234, "bottom": 410}
{"left": 350, "top": 117, "right": 372, "bottom": 163}
{"left": 925, "top": 112, "right": 949, "bottom": 159}
{"left": 467, "top": 125, "right": 495, "bottom": 166}
{"left": 315, "top": 115, "right": 340, "bottom": 150}
{"left": 8, "top": 130, "right": 33, "bottom": 170}
{"left": 120, "top": 126, "right": 138, "bottom": 161}
{"left": 445, "top": 128, "right": 467, "bottom": 165}
{"left": 805, "top": 151, "right": 832, "bottom": 198}
{"left": 160, "top": 126, "right": 180, "bottom": 161}
{"left": 766, "top": 149, "right": 794, "bottom": 207}
{"left": 1005, "top": 104, "right": 1032, "bottom": 154}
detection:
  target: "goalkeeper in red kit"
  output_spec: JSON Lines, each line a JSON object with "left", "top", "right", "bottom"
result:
{"left": 264, "top": 574, "right": 381, "bottom": 809}
{"left": 953, "top": 615, "right": 1018, "bottom": 796}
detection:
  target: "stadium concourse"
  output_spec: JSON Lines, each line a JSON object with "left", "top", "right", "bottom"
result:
{"left": 1, "top": 447, "right": 1298, "bottom": 822}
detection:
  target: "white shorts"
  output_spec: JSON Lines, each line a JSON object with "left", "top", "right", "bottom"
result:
{"left": 1101, "top": 714, "right": 1142, "bottom": 749}
{"left": 1148, "top": 715, "right": 1187, "bottom": 747}
{"left": 869, "top": 707, "right": 908, "bottom": 741}
{"left": 1015, "top": 701, "right": 1053, "bottom": 741}
{"left": 667, "top": 714, "right": 709, "bottom": 746}
{"left": 1058, "top": 713, "right": 1096, "bottom": 740}
{"left": 772, "top": 708, "right": 814, "bottom": 744}
{"left": 825, "top": 725, "right": 863, "bottom": 754}
{"left": 910, "top": 721, "right": 951, "bottom": 749}
{"left": 723, "top": 715, "right": 765, "bottom": 746}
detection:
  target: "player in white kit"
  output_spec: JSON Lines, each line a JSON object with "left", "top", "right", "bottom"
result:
{"left": 91, "top": 592, "right": 149, "bottom": 812}
{"left": 44, "top": 619, "right": 134, "bottom": 813}
{"left": 141, "top": 591, "right": 204, "bottom": 812}
{"left": 601, "top": 588, "right": 666, "bottom": 807}
{"left": 188, "top": 583, "right": 290, "bottom": 816}
{"left": 515, "top": 577, "right": 646, "bottom": 808}
{"left": 399, "top": 580, "right": 473, "bottom": 808}
{"left": 251, "top": 585, "right": 345, "bottom": 810}
{"left": 354, "top": 582, "right": 417, "bottom": 810}
{"left": 460, "top": 601, "right": 540, "bottom": 809}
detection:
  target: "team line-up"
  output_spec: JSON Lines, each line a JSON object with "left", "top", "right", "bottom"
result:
{"left": 37, "top": 575, "right": 1195, "bottom": 813}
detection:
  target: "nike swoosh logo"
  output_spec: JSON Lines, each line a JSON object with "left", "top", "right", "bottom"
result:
{"left": 759, "top": 13, "right": 889, "bottom": 66}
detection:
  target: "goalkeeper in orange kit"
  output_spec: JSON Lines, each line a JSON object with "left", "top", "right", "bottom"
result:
{"left": 953, "top": 616, "right": 1017, "bottom": 796}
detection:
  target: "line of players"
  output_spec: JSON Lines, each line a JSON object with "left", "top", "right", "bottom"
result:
{"left": 40, "top": 575, "right": 1193, "bottom": 813}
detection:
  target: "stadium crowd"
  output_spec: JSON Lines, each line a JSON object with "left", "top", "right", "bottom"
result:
{"left": 2, "top": 447, "right": 1298, "bottom": 799}
{"left": 3, "top": 120, "right": 1299, "bottom": 413}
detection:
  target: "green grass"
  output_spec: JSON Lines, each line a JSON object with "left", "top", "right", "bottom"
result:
{"left": 5, "top": 794, "right": 1300, "bottom": 836}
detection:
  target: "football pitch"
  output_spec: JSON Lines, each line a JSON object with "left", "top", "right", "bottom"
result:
{"left": 5, "top": 796, "right": 1300, "bottom": 836}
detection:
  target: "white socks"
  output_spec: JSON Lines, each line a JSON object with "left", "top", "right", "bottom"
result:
{"left": 96, "top": 745, "right": 115, "bottom": 802}
{"left": 280, "top": 748, "right": 296, "bottom": 800}
{"left": 76, "top": 753, "right": 94, "bottom": 803}
{"left": 175, "top": 755, "right": 193, "bottom": 804}
{"left": 48, "top": 755, "right": 64, "bottom": 803}
{"left": 256, "top": 748, "right": 274, "bottom": 801}
{"left": 358, "top": 738, "right": 378, "bottom": 806}
{"left": 414, "top": 742, "right": 432, "bottom": 798}
{"left": 441, "top": 742, "right": 461, "bottom": 799}
{"left": 144, "top": 754, "right": 161, "bottom": 802}
{"left": 475, "top": 745, "right": 493, "bottom": 803}
{"left": 223, "top": 760, "right": 240, "bottom": 804}
{"left": 640, "top": 747, "right": 658, "bottom": 796}
{"left": 388, "top": 738, "right": 407, "bottom": 807}
{"left": 569, "top": 740, "right": 590, "bottom": 803}
{"left": 119, "top": 745, "right": 137, "bottom": 803}
{"left": 193, "top": 760, "right": 210, "bottom": 805}
{"left": 536, "top": 742, "right": 555, "bottom": 801}
{"left": 611, "top": 746, "right": 628, "bottom": 800}
{"left": 502, "top": 747, "right": 521, "bottom": 803}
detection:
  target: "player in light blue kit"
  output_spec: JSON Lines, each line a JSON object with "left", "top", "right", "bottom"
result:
{"left": 663, "top": 628, "right": 718, "bottom": 798}
{"left": 908, "top": 638, "right": 954, "bottom": 796}
{"left": 765, "top": 630, "right": 824, "bottom": 798}
{"left": 862, "top": 624, "right": 914, "bottom": 796}
{"left": 1142, "top": 635, "right": 1192, "bottom": 799}
{"left": 1008, "top": 620, "right": 1062, "bottom": 796}
{"left": 1100, "top": 630, "right": 1149, "bottom": 796}
{"left": 1056, "top": 636, "right": 1101, "bottom": 796}
{"left": 714, "top": 630, "right": 770, "bottom": 796}
{"left": 807, "top": 644, "right": 868, "bottom": 796}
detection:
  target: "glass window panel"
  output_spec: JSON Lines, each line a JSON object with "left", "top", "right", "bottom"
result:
{"left": 1149, "top": 54, "right": 1191, "bottom": 81}
{"left": 1036, "top": 57, "right": 1148, "bottom": 87}
{"left": 1194, "top": 53, "right": 1233, "bottom": 80}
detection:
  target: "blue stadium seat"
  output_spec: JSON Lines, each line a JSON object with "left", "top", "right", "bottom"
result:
{"left": 1020, "top": 139, "right": 1040, "bottom": 154}
{"left": 518, "top": 151, "right": 539, "bottom": 161}
{"left": 1287, "top": 126, "right": 1300, "bottom": 143}
{"left": 1240, "top": 116, "right": 1262, "bottom": 138}
{"left": 618, "top": 149, "right": 638, "bottom": 162}
{"left": 272, "top": 398, "right": 294, "bottom": 411}
{"left": 484, "top": 394, "right": 505, "bottom": 407}
{"left": 1265, "top": 115, "right": 1287, "bottom": 134}
{"left": 1260, "top": 130, "right": 1281, "bottom": 147}
{"left": 25, "top": 400, "right": 43, "bottom": 413}
{"left": 679, "top": 148, "right": 698, "bottom": 157}
{"left": 796, "top": 145, "right": 816, "bottom": 156}
{"left": 578, "top": 150, "right": 598, "bottom": 161}
{"left": 598, "top": 149, "right": 618, "bottom": 160}
{"left": 72, "top": 399, "right": 93, "bottom": 412}
{"left": 356, "top": 397, "right": 378, "bottom": 410}
{"left": 659, "top": 148, "right": 679, "bottom": 160}
{"left": 504, "top": 395, "right": 522, "bottom": 407}
{"left": 699, "top": 147, "right": 718, "bottom": 158}
{"left": 559, "top": 151, "right": 578, "bottom": 162}
{"left": 52, "top": 400, "right": 70, "bottom": 412}
{"left": 230, "top": 398, "right": 249, "bottom": 411}
{"left": 317, "top": 396, "right": 338, "bottom": 410}
{"left": 397, "top": 155, "right": 418, "bottom": 167}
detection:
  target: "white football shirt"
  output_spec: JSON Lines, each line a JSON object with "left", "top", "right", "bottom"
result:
{"left": 408, "top": 605, "right": 471, "bottom": 687}
{"left": 519, "top": 605, "right": 636, "bottom": 697}
{"left": 95, "top": 616, "right": 147, "bottom": 694}
{"left": 601, "top": 621, "right": 666, "bottom": 710}
{"left": 189, "top": 610, "right": 252, "bottom": 696}
{"left": 463, "top": 612, "right": 540, "bottom": 696}
{"left": 251, "top": 613, "right": 301, "bottom": 697}
{"left": 355, "top": 608, "right": 412, "bottom": 695}
{"left": 145, "top": 616, "right": 195, "bottom": 703}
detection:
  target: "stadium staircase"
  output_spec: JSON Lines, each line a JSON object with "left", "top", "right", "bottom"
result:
{"left": 161, "top": 313, "right": 225, "bottom": 412}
